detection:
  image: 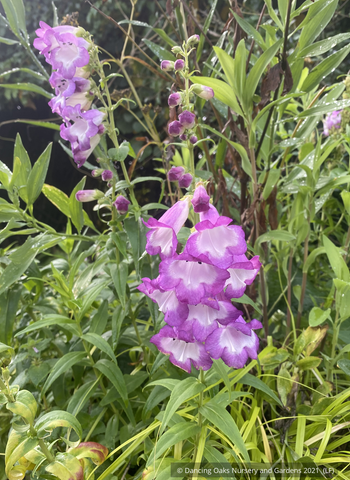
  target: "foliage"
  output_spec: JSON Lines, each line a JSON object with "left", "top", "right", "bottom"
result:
{"left": 1, "top": 1, "right": 350, "bottom": 480}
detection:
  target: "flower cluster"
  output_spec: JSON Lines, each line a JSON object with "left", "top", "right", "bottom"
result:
{"left": 34, "top": 22, "right": 105, "bottom": 167}
{"left": 161, "top": 36, "right": 214, "bottom": 141}
{"left": 138, "top": 185, "right": 262, "bottom": 373}
{"left": 323, "top": 110, "right": 342, "bottom": 137}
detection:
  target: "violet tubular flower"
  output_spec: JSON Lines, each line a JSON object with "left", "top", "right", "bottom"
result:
{"left": 114, "top": 196, "right": 130, "bottom": 214}
{"left": 323, "top": 110, "right": 342, "bottom": 136}
{"left": 191, "top": 184, "right": 210, "bottom": 213}
{"left": 178, "top": 173, "right": 192, "bottom": 188}
{"left": 167, "top": 166, "right": 185, "bottom": 182}
{"left": 150, "top": 325, "right": 212, "bottom": 373}
{"left": 143, "top": 198, "right": 190, "bottom": 259}
{"left": 179, "top": 110, "right": 196, "bottom": 129}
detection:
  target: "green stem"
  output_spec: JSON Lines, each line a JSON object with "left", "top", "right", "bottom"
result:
{"left": 38, "top": 439, "right": 55, "bottom": 463}
{"left": 328, "top": 309, "right": 340, "bottom": 381}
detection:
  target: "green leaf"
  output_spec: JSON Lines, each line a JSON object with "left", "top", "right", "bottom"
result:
{"left": 108, "top": 142, "right": 130, "bottom": 162}
{"left": 160, "top": 377, "right": 205, "bottom": 435}
{"left": 78, "top": 281, "right": 108, "bottom": 321}
{"left": 0, "top": 287, "right": 21, "bottom": 345}
{"left": 13, "top": 133, "right": 31, "bottom": 202}
{"left": 296, "top": 356, "right": 322, "bottom": 370}
{"left": 81, "top": 333, "right": 116, "bottom": 363}
{"left": 147, "top": 422, "right": 201, "bottom": 466}
{"left": 199, "top": 402, "right": 249, "bottom": 461}
{"left": 257, "top": 230, "right": 296, "bottom": 244}
{"left": 238, "top": 373, "right": 283, "bottom": 407}
{"left": 298, "top": 33, "right": 350, "bottom": 58}
{"left": 140, "top": 202, "right": 168, "bottom": 212}
{"left": 143, "top": 38, "right": 176, "bottom": 61}
{"left": 0, "top": 67, "right": 45, "bottom": 80}
{"left": 0, "top": 341, "right": 14, "bottom": 355}
{"left": 67, "top": 380, "right": 99, "bottom": 416}
{"left": 41, "top": 352, "right": 86, "bottom": 396}
{"left": 0, "top": 0, "right": 20, "bottom": 36}
{"left": 0, "top": 36, "right": 19, "bottom": 44}
{"left": 232, "top": 13, "right": 265, "bottom": 48}
{"left": 199, "top": 124, "right": 251, "bottom": 178}
{"left": 5, "top": 436, "right": 38, "bottom": 479}
{"left": 213, "top": 46, "right": 236, "bottom": 89}
{"left": 69, "top": 177, "right": 85, "bottom": 233}
{"left": 90, "top": 299, "right": 109, "bottom": 335}
{"left": 244, "top": 39, "right": 283, "bottom": 110}
{"left": 131, "top": 176, "right": 162, "bottom": 185}
{"left": 323, "top": 235, "right": 350, "bottom": 282}
{"left": 298, "top": 99, "right": 350, "bottom": 117}
{"left": 46, "top": 453, "right": 83, "bottom": 480}
{"left": 193, "top": 76, "right": 243, "bottom": 117}
{"left": 35, "top": 411, "right": 83, "bottom": 442}
{"left": 309, "top": 307, "right": 331, "bottom": 327}
{"left": 13, "top": 119, "right": 60, "bottom": 130}
{"left": 301, "top": 44, "right": 350, "bottom": 93}
{"left": 16, "top": 314, "right": 79, "bottom": 337}
{"left": 337, "top": 359, "right": 350, "bottom": 376}
{"left": 27, "top": 143, "right": 52, "bottom": 205}
{"left": 42, "top": 184, "right": 71, "bottom": 217}
{"left": 231, "top": 294, "right": 263, "bottom": 316}
{"left": 94, "top": 359, "right": 128, "bottom": 405}
{"left": 110, "top": 262, "right": 128, "bottom": 308}
{"left": 277, "top": 365, "right": 292, "bottom": 406}
{"left": 0, "top": 83, "right": 52, "bottom": 98}
{"left": 7, "top": 390, "right": 37, "bottom": 425}
{"left": 124, "top": 217, "right": 147, "bottom": 277}
{"left": 212, "top": 359, "right": 231, "bottom": 400}
{"left": 298, "top": 0, "right": 338, "bottom": 50}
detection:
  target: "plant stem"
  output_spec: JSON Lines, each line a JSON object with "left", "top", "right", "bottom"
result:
{"left": 38, "top": 439, "right": 55, "bottom": 463}
{"left": 286, "top": 247, "right": 294, "bottom": 342}
{"left": 328, "top": 309, "right": 340, "bottom": 381}
{"left": 296, "top": 232, "right": 310, "bottom": 329}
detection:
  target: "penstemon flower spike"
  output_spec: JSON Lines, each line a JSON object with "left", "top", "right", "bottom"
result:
{"left": 138, "top": 184, "right": 262, "bottom": 373}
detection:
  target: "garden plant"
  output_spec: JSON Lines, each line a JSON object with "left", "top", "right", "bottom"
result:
{"left": 1, "top": 0, "right": 350, "bottom": 479}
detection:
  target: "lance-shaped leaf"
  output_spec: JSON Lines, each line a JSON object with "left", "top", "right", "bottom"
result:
{"left": 68, "top": 442, "right": 109, "bottom": 466}
{"left": 46, "top": 453, "right": 84, "bottom": 480}
{"left": 7, "top": 390, "right": 37, "bottom": 425}
{"left": 35, "top": 411, "right": 82, "bottom": 444}
{"left": 27, "top": 143, "right": 52, "bottom": 206}
{"left": 5, "top": 430, "right": 38, "bottom": 480}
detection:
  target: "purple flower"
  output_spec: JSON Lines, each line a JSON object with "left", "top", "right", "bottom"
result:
{"left": 161, "top": 60, "right": 174, "bottom": 71}
{"left": 168, "top": 166, "right": 185, "bottom": 181}
{"left": 191, "top": 84, "right": 214, "bottom": 100}
{"left": 205, "top": 317, "right": 262, "bottom": 368}
{"left": 70, "top": 129, "right": 104, "bottom": 167}
{"left": 187, "top": 34, "right": 200, "bottom": 45}
{"left": 114, "top": 196, "right": 130, "bottom": 214}
{"left": 190, "top": 135, "right": 198, "bottom": 144}
{"left": 33, "top": 22, "right": 83, "bottom": 61}
{"left": 323, "top": 110, "right": 342, "bottom": 136}
{"left": 179, "top": 134, "right": 187, "bottom": 141}
{"left": 174, "top": 59, "right": 185, "bottom": 71}
{"left": 168, "top": 93, "right": 182, "bottom": 107}
{"left": 102, "top": 170, "right": 113, "bottom": 181}
{"left": 138, "top": 277, "right": 189, "bottom": 327}
{"left": 143, "top": 199, "right": 190, "bottom": 259}
{"left": 179, "top": 173, "right": 192, "bottom": 188}
{"left": 48, "top": 76, "right": 92, "bottom": 115}
{"left": 168, "top": 120, "right": 185, "bottom": 137}
{"left": 157, "top": 253, "right": 230, "bottom": 305}
{"left": 150, "top": 325, "right": 212, "bottom": 373}
{"left": 61, "top": 105, "right": 104, "bottom": 150}
{"left": 185, "top": 211, "right": 247, "bottom": 269}
{"left": 224, "top": 254, "right": 261, "bottom": 299}
{"left": 50, "top": 32, "right": 90, "bottom": 79}
{"left": 179, "top": 110, "right": 196, "bottom": 129}
{"left": 191, "top": 185, "right": 210, "bottom": 213}
{"left": 75, "top": 189, "right": 102, "bottom": 202}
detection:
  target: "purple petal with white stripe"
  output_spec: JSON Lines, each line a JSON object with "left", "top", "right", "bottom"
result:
{"left": 205, "top": 317, "right": 262, "bottom": 368}
{"left": 158, "top": 253, "right": 230, "bottom": 305}
{"left": 150, "top": 325, "right": 212, "bottom": 373}
{"left": 225, "top": 255, "right": 261, "bottom": 299}
{"left": 185, "top": 216, "right": 247, "bottom": 269}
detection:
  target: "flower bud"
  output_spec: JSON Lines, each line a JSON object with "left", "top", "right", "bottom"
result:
{"left": 190, "top": 135, "right": 198, "bottom": 144}
{"left": 114, "top": 195, "right": 130, "bottom": 214}
{"left": 168, "top": 120, "right": 185, "bottom": 137}
{"left": 91, "top": 168, "right": 103, "bottom": 177}
{"left": 174, "top": 59, "right": 185, "bottom": 71}
{"left": 187, "top": 34, "right": 200, "bottom": 45}
{"left": 161, "top": 60, "right": 175, "bottom": 71}
{"left": 179, "top": 110, "right": 196, "bottom": 129}
{"left": 75, "top": 189, "right": 104, "bottom": 202}
{"left": 101, "top": 169, "right": 113, "bottom": 181}
{"left": 171, "top": 46, "right": 182, "bottom": 54}
{"left": 179, "top": 134, "right": 187, "bottom": 141}
{"left": 168, "top": 92, "right": 182, "bottom": 107}
{"left": 179, "top": 173, "right": 193, "bottom": 188}
{"left": 168, "top": 166, "right": 185, "bottom": 181}
{"left": 192, "top": 184, "right": 210, "bottom": 212}
{"left": 191, "top": 84, "right": 214, "bottom": 100}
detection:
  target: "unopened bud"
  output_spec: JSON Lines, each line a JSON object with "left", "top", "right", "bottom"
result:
{"left": 161, "top": 60, "right": 174, "bottom": 71}
{"left": 187, "top": 34, "right": 200, "bottom": 45}
{"left": 179, "top": 173, "right": 193, "bottom": 188}
{"left": 92, "top": 168, "right": 103, "bottom": 177}
{"left": 171, "top": 46, "right": 182, "bottom": 54}
{"left": 191, "top": 84, "right": 214, "bottom": 100}
{"left": 75, "top": 189, "right": 104, "bottom": 202}
{"left": 114, "top": 195, "right": 130, "bottom": 214}
{"left": 174, "top": 59, "right": 185, "bottom": 71}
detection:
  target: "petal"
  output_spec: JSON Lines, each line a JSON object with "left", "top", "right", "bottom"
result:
{"left": 205, "top": 322, "right": 260, "bottom": 368}
{"left": 158, "top": 253, "right": 230, "bottom": 305}
{"left": 225, "top": 255, "right": 261, "bottom": 299}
